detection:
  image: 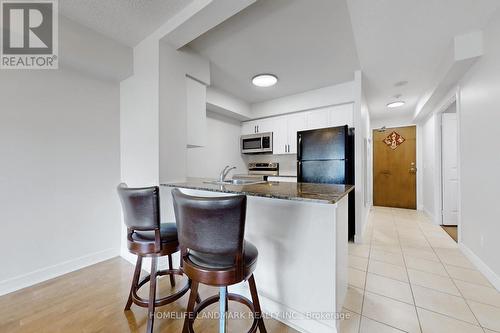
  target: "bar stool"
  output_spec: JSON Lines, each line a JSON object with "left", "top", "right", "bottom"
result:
{"left": 117, "top": 183, "right": 191, "bottom": 333}
{"left": 172, "top": 188, "right": 267, "bottom": 333}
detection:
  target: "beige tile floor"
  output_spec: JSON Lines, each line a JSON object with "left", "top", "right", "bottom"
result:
{"left": 341, "top": 206, "right": 500, "bottom": 333}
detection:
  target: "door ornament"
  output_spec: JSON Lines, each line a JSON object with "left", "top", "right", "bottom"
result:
{"left": 383, "top": 131, "right": 405, "bottom": 150}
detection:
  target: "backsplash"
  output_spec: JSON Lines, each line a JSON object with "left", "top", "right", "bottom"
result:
{"left": 243, "top": 154, "right": 297, "bottom": 176}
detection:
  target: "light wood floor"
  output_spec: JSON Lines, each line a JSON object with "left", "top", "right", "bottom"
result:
{"left": 0, "top": 257, "right": 298, "bottom": 333}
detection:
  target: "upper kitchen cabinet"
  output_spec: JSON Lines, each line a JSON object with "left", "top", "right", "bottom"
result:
{"left": 286, "top": 112, "right": 307, "bottom": 154}
{"left": 305, "top": 104, "right": 354, "bottom": 130}
{"left": 241, "top": 117, "right": 273, "bottom": 135}
{"left": 240, "top": 104, "right": 352, "bottom": 155}
{"left": 241, "top": 121, "right": 256, "bottom": 135}
{"left": 271, "top": 116, "right": 288, "bottom": 154}
{"left": 272, "top": 113, "right": 306, "bottom": 155}
{"left": 328, "top": 103, "right": 353, "bottom": 127}
{"left": 186, "top": 76, "right": 207, "bottom": 147}
{"left": 305, "top": 108, "right": 330, "bottom": 130}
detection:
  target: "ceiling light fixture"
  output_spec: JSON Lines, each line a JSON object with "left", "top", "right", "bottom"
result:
{"left": 252, "top": 74, "right": 278, "bottom": 87}
{"left": 387, "top": 101, "right": 405, "bottom": 108}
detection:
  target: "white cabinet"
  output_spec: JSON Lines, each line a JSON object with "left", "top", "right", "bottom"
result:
{"left": 240, "top": 103, "right": 353, "bottom": 155}
{"left": 286, "top": 113, "right": 307, "bottom": 154}
{"left": 272, "top": 113, "right": 306, "bottom": 155}
{"left": 272, "top": 116, "right": 288, "bottom": 155}
{"left": 256, "top": 117, "right": 274, "bottom": 133}
{"left": 241, "top": 118, "right": 274, "bottom": 135}
{"left": 186, "top": 77, "right": 207, "bottom": 147}
{"left": 305, "top": 108, "right": 330, "bottom": 130}
{"left": 329, "top": 103, "right": 354, "bottom": 128}
{"left": 241, "top": 121, "right": 256, "bottom": 135}
{"left": 305, "top": 104, "right": 354, "bottom": 131}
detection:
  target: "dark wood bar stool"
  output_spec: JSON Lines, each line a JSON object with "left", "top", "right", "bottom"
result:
{"left": 172, "top": 188, "right": 267, "bottom": 333}
{"left": 117, "top": 183, "right": 191, "bottom": 333}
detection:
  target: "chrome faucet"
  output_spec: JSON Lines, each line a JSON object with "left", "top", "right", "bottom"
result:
{"left": 219, "top": 165, "right": 236, "bottom": 182}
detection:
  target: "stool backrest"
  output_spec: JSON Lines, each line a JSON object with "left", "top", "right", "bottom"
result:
{"left": 172, "top": 189, "right": 247, "bottom": 258}
{"left": 117, "top": 183, "right": 160, "bottom": 231}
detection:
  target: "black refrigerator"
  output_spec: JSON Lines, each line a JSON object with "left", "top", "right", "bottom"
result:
{"left": 297, "top": 125, "right": 355, "bottom": 240}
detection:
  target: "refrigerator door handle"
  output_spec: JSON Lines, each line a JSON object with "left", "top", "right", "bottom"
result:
{"left": 297, "top": 134, "right": 302, "bottom": 159}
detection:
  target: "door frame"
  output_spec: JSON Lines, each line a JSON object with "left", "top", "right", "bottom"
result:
{"left": 433, "top": 87, "right": 462, "bottom": 242}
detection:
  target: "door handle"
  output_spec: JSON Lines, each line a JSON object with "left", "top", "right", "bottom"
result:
{"left": 409, "top": 162, "right": 417, "bottom": 173}
{"left": 381, "top": 170, "right": 391, "bottom": 175}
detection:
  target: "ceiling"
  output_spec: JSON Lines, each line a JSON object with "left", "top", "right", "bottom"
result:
{"left": 347, "top": 0, "right": 500, "bottom": 119}
{"left": 60, "top": 0, "right": 194, "bottom": 46}
{"left": 187, "top": 0, "right": 360, "bottom": 104}
{"left": 59, "top": 0, "right": 500, "bottom": 118}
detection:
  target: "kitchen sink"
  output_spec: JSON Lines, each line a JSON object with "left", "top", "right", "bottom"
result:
{"left": 204, "top": 179, "right": 266, "bottom": 186}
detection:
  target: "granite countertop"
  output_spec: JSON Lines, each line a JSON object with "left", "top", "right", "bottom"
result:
{"left": 161, "top": 178, "right": 354, "bottom": 204}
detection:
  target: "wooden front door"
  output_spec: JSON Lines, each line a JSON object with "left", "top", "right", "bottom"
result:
{"left": 373, "top": 126, "right": 417, "bottom": 209}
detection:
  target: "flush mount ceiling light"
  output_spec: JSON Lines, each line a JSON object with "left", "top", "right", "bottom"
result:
{"left": 387, "top": 101, "right": 405, "bottom": 108}
{"left": 252, "top": 74, "right": 278, "bottom": 87}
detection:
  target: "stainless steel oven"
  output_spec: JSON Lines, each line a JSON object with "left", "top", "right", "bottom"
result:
{"left": 241, "top": 132, "right": 273, "bottom": 154}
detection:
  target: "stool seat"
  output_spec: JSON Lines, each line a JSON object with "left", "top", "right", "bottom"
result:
{"left": 188, "top": 241, "right": 258, "bottom": 270}
{"left": 132, "top": 223, "right": 178, "bottom": 244}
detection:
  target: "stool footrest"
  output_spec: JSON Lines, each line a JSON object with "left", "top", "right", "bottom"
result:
{"left": 131, "top": 269, "right": 190, "bottom": 308}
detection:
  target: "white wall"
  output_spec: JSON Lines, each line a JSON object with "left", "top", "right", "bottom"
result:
{"left": 187, "top": 111, "right": 247, "bottom": 178}
{"left": 353, "top": 71, "right": 372, "bottom": 242}
{"left": 421, "top": 114, "right": 440, "bottom": 222}
{"left": 457, "top": 8, "right": 500, "bottom": 288}
{"left": 206, "top": 87, "right": 252, "bottom": 120}
{"left": 0, "top": 69, "right": 121, "bottom": 295}
{"left": 60, "top": 16, "right": 133, "bottom": 82}
{"left": 371, "top": 115, "right": 416, "bottom": 130}
{"left": 120, "top": 37, "right": 160, "bottom": 187}
{"left": 159, "top": 42, "right": 189, "bottom": 183}
{"left": 158, "top": 42, "right": 211, "bottom": 183}
{"left": 250, "top": 81, "right": 355, "bottom": 119}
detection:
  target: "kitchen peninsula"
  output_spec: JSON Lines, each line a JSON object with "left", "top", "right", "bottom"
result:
{"left": 161, "top": 179, "right": 354, "bottom": 333}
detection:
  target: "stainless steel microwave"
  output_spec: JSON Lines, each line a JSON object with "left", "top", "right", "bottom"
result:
{"left": 241, "top": 132, "right": 273, "bottom": 154}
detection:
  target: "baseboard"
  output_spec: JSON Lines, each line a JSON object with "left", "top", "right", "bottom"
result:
{"left": 0, "top": 248, "right": 119, "bottom": 296}
{"left": 120, "top": 247, "right": 137, "bottom": 265}
{"left": 423, "top": 208, "right": 437, "bottom": 224}
{"left": 459, "top": 243, "right": 500, "bottom": 292}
